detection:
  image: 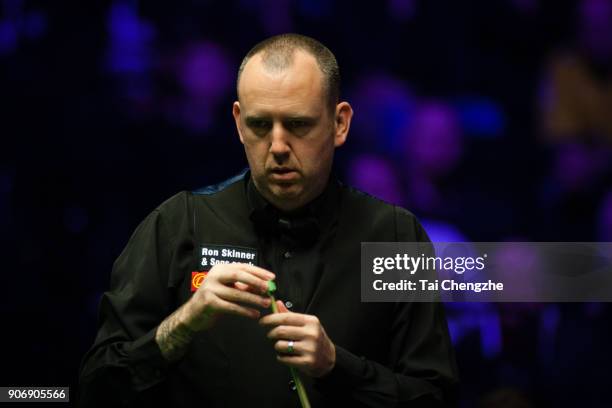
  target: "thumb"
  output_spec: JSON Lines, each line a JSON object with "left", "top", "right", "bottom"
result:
{"left": 276, "top": 300, "right": 290, "bottom": 313}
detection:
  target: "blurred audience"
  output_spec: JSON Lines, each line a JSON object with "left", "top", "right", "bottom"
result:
{"left": 346, "top": 153, "right": 406, "bottom": 206}
{"left": 348, "top": 73, "right": 416, "bottom": 155}
{"left": 400, "top": 100, "right": 465, "bottom": 219}
{"left": 163, "top": 41, "right": 233, "bottom": 133}
{"left": 540, "top": 0, "right": 612, "bottom": 145}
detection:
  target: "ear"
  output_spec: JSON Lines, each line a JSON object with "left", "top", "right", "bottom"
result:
{"left": 333, "top": 101, "right": 353, "bottom": 148}
{"left": 233, "top": 101, "right": 245, "bottom": 144}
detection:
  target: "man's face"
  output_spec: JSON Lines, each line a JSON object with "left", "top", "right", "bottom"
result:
{"left": 233, "top": 50, "right": 351, "bottom": 211}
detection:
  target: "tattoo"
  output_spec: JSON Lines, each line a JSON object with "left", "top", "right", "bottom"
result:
{"left": 155, "top": 306, "right": 195, "bottom": 362}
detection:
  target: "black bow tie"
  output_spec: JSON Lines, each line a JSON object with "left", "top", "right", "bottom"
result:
{"left": 250, "top": 207, "right": 320, "bottom": 246}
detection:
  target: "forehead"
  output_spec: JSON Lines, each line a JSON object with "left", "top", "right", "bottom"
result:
{"left": 238, "top": 50, "right": 326, "bottom": 116}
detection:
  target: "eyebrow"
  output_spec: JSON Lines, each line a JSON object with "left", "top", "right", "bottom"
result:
{"left": 244, "top": 115, "right": 272, "bottom": 125}
{"left": 244, "top": 114, "right": 318, "bottom": 123}
{"left": 284, "top": 115, "right": 316, "bottom": 121}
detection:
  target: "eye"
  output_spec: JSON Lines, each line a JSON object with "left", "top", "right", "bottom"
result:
{"left": 246, "top": 118, "right": 272, "bottom": 135}
{"left": 285, "top": 118, "right": 313, "bottom": 135}
{"left": 251, "top": 120, "right": 270, "bottom": 129}
{"left": 288, "top": 119, "right": 308, "bottom": 128}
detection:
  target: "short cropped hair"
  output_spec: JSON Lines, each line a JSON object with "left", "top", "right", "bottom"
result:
{"left": 236, "top": 33, "right": 340, "bottom": 112}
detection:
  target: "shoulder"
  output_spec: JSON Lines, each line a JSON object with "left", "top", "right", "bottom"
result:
{"left": 156, "top": 169, "right": 248, "bottom": 213}
{"left": 339, "top": 183, "right": 429, "bottom": 242}
{"left": 145, "top": 169, "right": 248, "bottom": 237}
{"left": 192, "top": 168, "right": 248, "bottom": 197}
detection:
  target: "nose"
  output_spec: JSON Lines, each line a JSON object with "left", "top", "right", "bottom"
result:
{"left": 269, "top": 123, "right": 290, "bottom": 163}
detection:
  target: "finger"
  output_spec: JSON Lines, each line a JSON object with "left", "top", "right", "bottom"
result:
{"left": 276, "top": 300, "right": 290, "bottom": 313}
{"left": 234, "top": 281, "right": 263, "bottom": 295}
{"left": 217, "top": 269, "right": 271, "bottom": 293}
{"left": 266, "top": 325, "right": 305, "bottom": 341}
{"left": 259, "top": 312, "right": 306, "bottom": 327}
{"left": 234, "top": 281, "right": 249, "bottom": 291}
{"left": 216, "top": 284, "right": 271, "bottom": 308}
{"left": 212, "top": 297, "right": 261, "bottom": 320}
{"left": 239, "top": 264, "right": 276, "bottom": 281}
{"left": 276, "top": 354, "right": 308, "bottom": 369}
{"left": 274, "top": 340, "right": 303, "bottom": 355}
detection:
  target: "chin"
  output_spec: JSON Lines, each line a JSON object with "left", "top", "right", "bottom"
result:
{"left": 271, "top": 185, "right": 301, "bottom": 198}
{"left": 270, "top": 185, "right": 305, "bottom": 206}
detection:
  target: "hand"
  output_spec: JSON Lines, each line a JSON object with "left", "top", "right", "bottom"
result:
{"left": 259, "top": 300, "right": 336, "bottom": 378}
{"left": 181, "top": 263, "right": 275, "bottom": 332}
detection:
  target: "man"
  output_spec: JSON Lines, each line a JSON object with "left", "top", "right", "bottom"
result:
{"left": 79, "top": 33, "right": 459, "bottom": 407}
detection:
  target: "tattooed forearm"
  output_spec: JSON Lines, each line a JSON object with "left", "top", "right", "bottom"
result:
{"left": 155, "top": 306, "right": 195, "bottom": 362}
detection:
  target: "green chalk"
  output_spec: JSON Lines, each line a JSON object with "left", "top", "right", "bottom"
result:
{"left": 267, "top": 280, "right": 277, "bottom": 294}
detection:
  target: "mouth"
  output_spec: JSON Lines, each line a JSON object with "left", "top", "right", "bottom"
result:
{"left": 269, "top": 168, "right": 299, "bottom": 181}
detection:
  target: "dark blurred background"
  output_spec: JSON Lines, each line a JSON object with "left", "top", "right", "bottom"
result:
{"left": 2, "top": 0, "right": 612, "bottom": 406}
